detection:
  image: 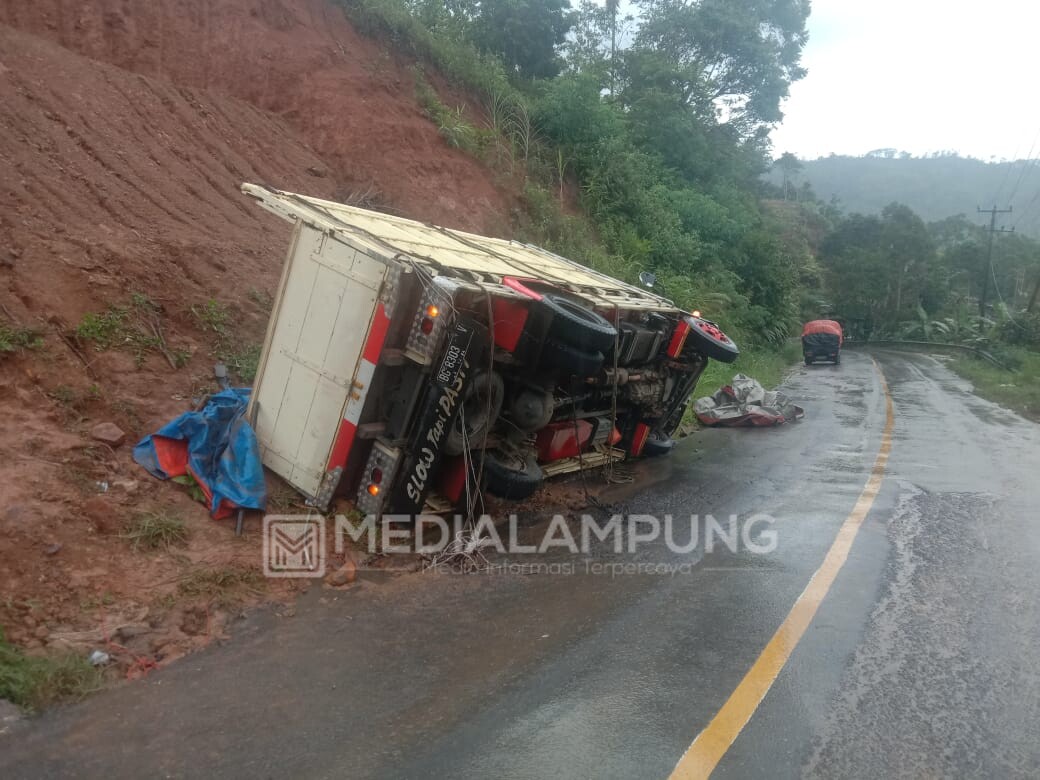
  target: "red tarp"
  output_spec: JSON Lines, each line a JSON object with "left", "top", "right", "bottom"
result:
{"left": 801, "top": 319, "right": 843, "bottom": 342}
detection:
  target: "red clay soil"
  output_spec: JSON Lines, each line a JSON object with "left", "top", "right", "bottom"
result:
{"left": 0, "top": 0, "right": 514, "bottom": 232}
{"left": 0, "top": 0, "right": 523, "bottom": 678}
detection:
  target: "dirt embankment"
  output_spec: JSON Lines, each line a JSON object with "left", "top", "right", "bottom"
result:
{"left": 0, "top": 0, "right": 520, "bottom": 675}
{"left": 0, "top": 0, "right": 512, "bottom": 231}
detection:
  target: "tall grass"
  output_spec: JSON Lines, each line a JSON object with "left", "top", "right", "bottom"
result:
{"left": 0, "top": 630, "right": 102, "bottom": 711}
{"left": 950, "top": 347, "right": 1040, "bottom": 421}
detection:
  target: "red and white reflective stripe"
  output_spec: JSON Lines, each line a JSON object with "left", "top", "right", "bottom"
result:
{"left": 327, "top": 303, "right": 391, "bottom": 470}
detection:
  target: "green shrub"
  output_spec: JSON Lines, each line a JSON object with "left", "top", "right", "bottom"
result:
{"left": 999, "top": 311, "right": 1040, "bottom": 349}
{"left": 0, "top": 324, "right": 43, "bottom": 356}
{"left": 76, "top": 295, "right": 165, "bottom": 364}
{"left": 221, "top": 343, "right": 262, "bottom": 383}
{"left": 191, "top": 299, "right": 231, "bottom": 336}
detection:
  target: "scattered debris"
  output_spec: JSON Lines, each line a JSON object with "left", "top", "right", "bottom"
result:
{"left": 133, "top": 388, "right": 265, "bottom": 519}
{"left": 326, "top": 557, "right": 358, "bottom": 587}
{"left": 88, "top": 650, "right": 110, "bottom": 666}
{"left": 90, "top": 422, "right": 126, "bottom": 448}
{"left": 694, "top": 374, "right": 804, "bottom": 427}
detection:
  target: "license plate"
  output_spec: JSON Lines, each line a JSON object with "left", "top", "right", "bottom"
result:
{"left": 434, "top": 320, "right": 475, "bottom": 388}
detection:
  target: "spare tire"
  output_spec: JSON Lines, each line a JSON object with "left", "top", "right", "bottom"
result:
{"left": 642, "top": 430, "right": 676, "bottom": 457}
{"left": 482, "top": 449, "right": 544, "bottom": 500}
{"left": 539, "top": 338, "right": 604, "bottom": 377}
{"left": 684, "top": 316, "right": 740, "bottom": 364}
{"left": 540, "top": 294, "right": 617, "bottom": 353}
{"left": 444, "top": 372, "right": 504, "bottom": 455}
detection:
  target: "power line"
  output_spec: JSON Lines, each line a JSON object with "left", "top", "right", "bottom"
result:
{"left": 1010, "top": 186, "right": 1040, "bottom": 230}
{"left": 991, "top": 139, "right": 1024, "bottom": 205}
{"left": 1005, "top": 126, "right": 1040, "bottom": 204}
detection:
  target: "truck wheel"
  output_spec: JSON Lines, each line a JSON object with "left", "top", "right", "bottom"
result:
{"left": 540, "top": 338, "right": 604, "bottom": 377}
{"left": 510, "top": 388, "right": 555, "bottom": 432}
{"left": 685, "top": 316, "right": 740, "bottom": 364}
{"left": 482, "top": 449, "right": 544, "bottom": 500}
{"left": 804, "top": 356, "right": 813, "bottom": 366}
{"left": 642, "top": 430, "right": 675, "bottom": 457}
{"left": 444, "top": 372, "right": 504, "bottom": 456}
{"left": 540, "top": 294, "right": 617, "bottom": 353}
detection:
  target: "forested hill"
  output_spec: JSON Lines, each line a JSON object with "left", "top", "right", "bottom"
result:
{"left": 772, "top": 154, "right": 1040, "bottom": 238}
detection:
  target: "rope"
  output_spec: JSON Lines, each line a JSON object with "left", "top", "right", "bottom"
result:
{"left": 604, "top": 305, "right": 621, "bottom": 484}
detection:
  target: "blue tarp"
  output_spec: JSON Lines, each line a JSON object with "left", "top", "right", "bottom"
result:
{"left": 133, "top": 388, "right": 266, "bottom": 518}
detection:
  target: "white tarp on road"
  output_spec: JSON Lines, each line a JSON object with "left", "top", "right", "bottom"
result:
{"left": 694, "top": 374, "right": 804, "bottom": 427}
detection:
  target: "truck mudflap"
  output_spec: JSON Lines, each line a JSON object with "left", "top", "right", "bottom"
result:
{"left": 356, "top": 315, "right": 489, "bottom": 517}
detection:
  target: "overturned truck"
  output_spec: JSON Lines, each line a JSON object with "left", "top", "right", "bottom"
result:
{"left": 243, "top": 184, "right": 739, "bottom": 515}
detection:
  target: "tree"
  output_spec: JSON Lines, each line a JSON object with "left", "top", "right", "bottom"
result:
{"left": 469, "top": 0, "right": 574, "bottom": 79}
{"left": 774, "top": 152, "right": 802, "bottom": 200}
{"left": 820, "top": 204, "right": 938, "bottom": 333}
{"left": 632, "top": 0, "right": 809, "bottom": 136}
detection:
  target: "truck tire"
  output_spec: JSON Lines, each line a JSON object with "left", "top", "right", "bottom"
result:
{"left": 482, "top": 449, "right": 544, "bottom": 500}
{"left": 510, "top": 388, "right": 555, "bottom": 432}
{"left": 539, "top": 338, "right": 604, "bottom": 377}
{"left": 540, "top": 294, "right": 617, "bottom": 353}
{"left": 444, "top": 372, "right": 504, "bottom": 456}
{"left": 642, "top": 430, "right": 676, "bottom": 457}
{"left": 684, "top": 316, "right": 740, "bottom": 364}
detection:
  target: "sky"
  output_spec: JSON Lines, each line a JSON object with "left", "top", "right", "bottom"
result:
{"left": 768, "top": 0, "right": 1040, "bottom": 161}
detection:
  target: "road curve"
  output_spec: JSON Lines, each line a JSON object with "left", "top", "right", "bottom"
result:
{"left": 2, "top": 349, "right": 1039, "bottom": 779}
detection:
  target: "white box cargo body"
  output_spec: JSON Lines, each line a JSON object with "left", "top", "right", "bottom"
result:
{"left": 249, "top": 220, "right": 388, "bottom": 498}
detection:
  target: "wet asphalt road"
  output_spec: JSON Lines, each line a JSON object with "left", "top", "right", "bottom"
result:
{"left": 3, "top": 349, "right": 1040, "bottom": 779}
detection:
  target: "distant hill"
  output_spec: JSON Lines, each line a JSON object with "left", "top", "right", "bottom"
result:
{"left": 769, "top": 153, "right": 1040, "bottom": 237}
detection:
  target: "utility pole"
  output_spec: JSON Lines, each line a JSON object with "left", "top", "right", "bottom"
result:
{"left": 977, "top": 205, "right": 1014, "bottom": 318}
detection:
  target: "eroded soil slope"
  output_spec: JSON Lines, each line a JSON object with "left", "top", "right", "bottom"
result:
{"left": 0, "top": 0, "right": 518, "bottom": 675}
{"left": 1, "top": 0, "right": 511, "bottom": 231}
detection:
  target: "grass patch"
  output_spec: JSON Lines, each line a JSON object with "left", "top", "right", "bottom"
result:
{"left": 949, "top": 347, "right": 1040, "bottom": 421}
{"left": 76, "top": 295, "right": 169, "bottom": 366}
{"left": 0, "top": 323, "right": 43, "bottom": 356}
{"left": 413, "top": 69, "right": 490, "bottom": 156}
{"left": 0, "top": 630, "right": 103, "bottom": 711}
{"left": 79, "top": 592, "right": 116, "bottom": 611}
{"left": 339, "top": 0, "right": 513, "bottom": 101}
{"left": 121, "top": 511, "right": 189, "bottom": 551}
{"left": 191, "top": 298, "right": 260, "bottom": 383}
{"left": 191, "top": 299, "right": 231, "bottom": 336}
{"left": 221, "top": 343, "right": 262, "bottom": 384}
{"left": 248, "top": 288, "right": 274, "bottom": 312}
{"left": 178, "top": 567, "right": 262, "bottom": 607}
{"left": 47, "top": 384, "right": 80, "bottom": 407}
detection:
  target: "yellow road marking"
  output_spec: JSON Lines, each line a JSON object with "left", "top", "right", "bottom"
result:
{"left": 669, "top": 358, "right": 895, "bottom": 780}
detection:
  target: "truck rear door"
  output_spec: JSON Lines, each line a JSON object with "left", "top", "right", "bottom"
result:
{"left": 250, "top": 223, "right": 387, "bottom": 499}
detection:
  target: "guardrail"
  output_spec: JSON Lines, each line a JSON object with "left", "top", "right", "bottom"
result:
{"left": 843, "top": 340, "right": 1014, "bottom": 371}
